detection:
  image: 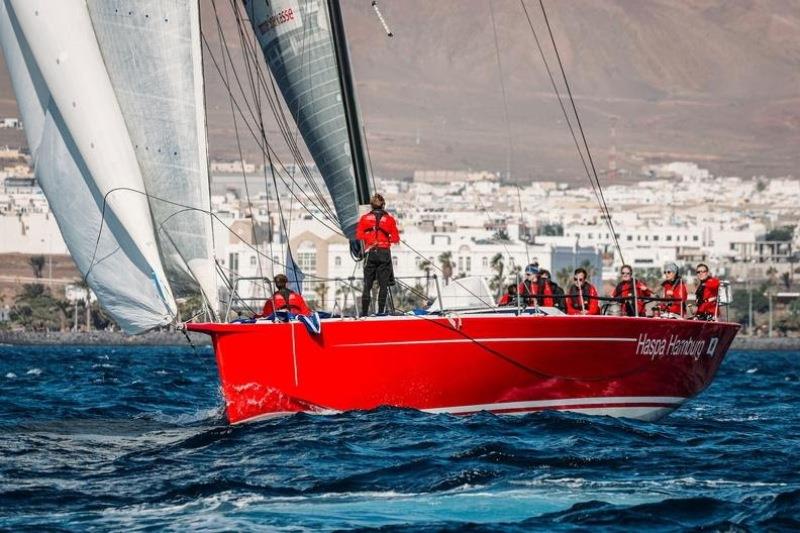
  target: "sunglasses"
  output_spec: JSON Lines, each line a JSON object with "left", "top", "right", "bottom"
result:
{"left": 663, "top": 270, "right": 674, "bottom": 274}
{"left": 696, "top": 269, "right": 708, "bottom": 274}
{"left": 574, "top": 277, "right": 585, "bottom": 282}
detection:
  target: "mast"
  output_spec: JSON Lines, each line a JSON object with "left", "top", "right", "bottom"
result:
{"left": 325, "top": 0, "right": 371, "bottom": 206}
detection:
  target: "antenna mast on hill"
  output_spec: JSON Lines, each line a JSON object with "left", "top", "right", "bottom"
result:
{"left": 609, "top": 116, "right": 618, "bottom": 182}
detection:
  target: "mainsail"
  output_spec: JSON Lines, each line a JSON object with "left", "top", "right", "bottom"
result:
{"left": 243, "top": 0, "right": 371, "bottom": 239}
{"left": 1, "top": 0, "right": 177, "bottom": 333}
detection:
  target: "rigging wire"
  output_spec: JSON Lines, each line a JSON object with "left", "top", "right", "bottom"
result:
{"left": 371, "top": 1, "right": 393, "bottom": 37}
{"left": 200, "top": 33, "right": 345, "bottom": 237}
{"left": 201, "top": 2, "right": 341, "bottom": 229}
{"left": 229, "top": 0, "right": 340, "bottom": 224}
{"left": 489, "top": 0, "right": 514, "bottom": 181}
{"left": 209, "top": 0, "right": 268, "bottom": 297}
{"left": 519, "top": 0, "right": 626, "bottom": 265}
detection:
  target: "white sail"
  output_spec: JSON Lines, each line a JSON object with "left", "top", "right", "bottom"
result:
{"left": 2, "top": 1, "right": 177, "bottom": 332}
{"left": 86, "top": 1, "right": 218, "bottom": 313}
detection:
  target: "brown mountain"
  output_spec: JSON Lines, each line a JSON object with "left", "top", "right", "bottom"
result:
{"left": 2, "top": 0, "right": 799, "bottom": 182}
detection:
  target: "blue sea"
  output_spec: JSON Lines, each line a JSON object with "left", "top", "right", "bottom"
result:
{"left": 1, "top": 345, "right": 798, "bottom": 531}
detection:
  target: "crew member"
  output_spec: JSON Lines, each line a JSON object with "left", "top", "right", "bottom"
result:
{"left": 498, "top": 284, "right": 518, "bottom": 306}
{"left": 537, "top": 269, "right": 557, "bottom": 308}
{"left": 658, "top": 262, "right": 687, "bottom": 317}
{"left": 611, "top": 265, "right": 652, "bottom": 316}
{"left": 517, "top": 263, "right": 540, "bottom": 305}
{"left": 258, "top": 273, "right": 311, "bottom": 317}
{"left": 693, "top": 263, "right": 720, "bottom": 319}
{"left": 356, "top": 193, "right": 400, "bottom": 316}
{"left": 566, "top": 267, "right": 600, "bottom": 315}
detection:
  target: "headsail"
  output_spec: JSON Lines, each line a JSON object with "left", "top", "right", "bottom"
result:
{"left": 86, "top": 1, "right": 218, "bottom": 314}
{"left": 1, "top": 0, "right": 177, "bottom": 333}
{"left": 244, "top": 0, "right": 371, "bottom": 239}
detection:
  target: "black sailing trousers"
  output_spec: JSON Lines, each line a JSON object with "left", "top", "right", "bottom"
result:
{"left": 361, "top": 248, "right": 392, "bottom": 315}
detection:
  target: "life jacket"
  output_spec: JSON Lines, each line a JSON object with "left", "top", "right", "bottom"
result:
{"left": 567, "top": 283, "right": 599, "bottom": 315}
{"left": 612, "top": 280, "right": 651, "bottom": 316}
{"left": 695, "top": 277, "right": 720, "bottom": 316}
{"left": 356, "top": 209, "right": 399, "bottom": 250}
{"left": 261, "top": 288, "right": 311, "bottom": 316}
{"left": 661, "top": 279, "right": 687, "bottom": 315}
{"left": 536, "top": 278, "right": 555, "bottom": 307}
{"left": 517, "top": 279, "right": 539, "bottom": 304}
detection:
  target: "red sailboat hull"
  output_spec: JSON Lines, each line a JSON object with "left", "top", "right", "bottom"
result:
{"left": 187, "top": 314, "right": 740, "bottom": 424}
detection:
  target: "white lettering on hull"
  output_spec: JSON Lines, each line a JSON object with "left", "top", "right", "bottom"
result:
{"left": 636, "top": 333, "right": 720, "bottom": 360}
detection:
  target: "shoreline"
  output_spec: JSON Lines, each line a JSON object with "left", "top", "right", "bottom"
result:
{"left": 1, "top": 330, "right": 799, "bottom": 351}
{"left": 0, "top": 330, "right": 212, "bottom": 346}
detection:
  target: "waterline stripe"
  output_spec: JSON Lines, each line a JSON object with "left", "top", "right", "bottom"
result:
{"left": 421, "top": 396, "right": 686, "bottom": 414}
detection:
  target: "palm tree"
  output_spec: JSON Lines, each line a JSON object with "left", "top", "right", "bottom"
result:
{"left": 556, "top": 266, "right": 573, "bottom": 289}
{"left": 313, "top": 282, "right": 328, "bottom": 309}
{"left": 29, "top": 255, "right": 45, "bottom": 278}
{"left": 438, "top": 251, "right": 454, "bottom": 286}
{"left": 489, "top": 253, "right": 505, "bottom": 297}
{"left": 419, "top": 259, "right": 433, "bottom": 293}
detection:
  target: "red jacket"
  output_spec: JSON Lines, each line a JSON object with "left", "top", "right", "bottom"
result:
{"left": 661, "top": 279, "right": 688, "bottom": 315}
{"left": 612, "top": 279, "right": 652, "bottom": 316}
{"left": 517, "top": 279, "right": 539, "bottom": 305}
{"left": 536, "top": 279, "right": 555, "bottom": 307}
{"left": 356, "top": 209, "right": 400, "bottom": 250}
{"left": 260, "top": 289, "right": 311, "bottom": 317}
{"left": 566, "top": 283, "right": 600, "bottom": 315}
{"left": 695, "top": 277, "right": 721, "bottom": 316}
{"left": 498, "top": 293, "right": 515, "bottom": 306}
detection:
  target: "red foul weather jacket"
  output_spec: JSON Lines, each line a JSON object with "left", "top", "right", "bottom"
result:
{"left": 661, "top": 279, "right": 688, "bottom": 315}
{"left": 356, "top": 209, "right": 400, "bottom": 250}
{"left": 612, "top": 279, "right": 652, "bottom": 316}
{"left": 695, "top": 277, "right": 721, "bottom": 316}
{"left": 566, "top": 283, "right": 600, "bottom": 315}
{"left": 260, "top": 290, "right": 311, "bottom": 317}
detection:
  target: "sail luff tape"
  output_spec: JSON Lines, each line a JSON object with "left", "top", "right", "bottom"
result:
{"left": 371, "top": 1, "right": 393, "bottom": 37}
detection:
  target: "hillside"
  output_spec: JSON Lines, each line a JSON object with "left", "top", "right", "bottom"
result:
{"left": 1, "top": 0, "right": 798, "bottom": 181}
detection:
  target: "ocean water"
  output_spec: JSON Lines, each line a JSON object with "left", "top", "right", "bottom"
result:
{"left": 0, "top": 345, "right": 798, "bottom": 532}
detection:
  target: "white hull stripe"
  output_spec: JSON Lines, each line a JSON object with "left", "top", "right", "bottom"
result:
{"left": 420, "top": 396, "right": 686, "bottom": 414}
{"left": 337, "top": 337, "right": 637, "bottom": 348}
{"left": 232, "top": 396, "right": 686, "bottom": 425}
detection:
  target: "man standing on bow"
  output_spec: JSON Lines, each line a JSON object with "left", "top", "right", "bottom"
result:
{"left": 357, "top": 193, "right": 400, "bottom": 316}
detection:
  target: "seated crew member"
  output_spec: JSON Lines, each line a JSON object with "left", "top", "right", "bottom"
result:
{"left": 536, "top": 269, "right": 557, "bottom": 307}
{"left": 356, "top": 193, "right": 400, "bottom": 315}
{"left": 611, "top": 265, "right": 652, "bottom": 316}
{"left": 692, "top": 263, "right": 721, "bottom": 319}
{"left": 517, "top": 263, "right": 540, "bottom": 305}
{"left": 498, "top": 284, "right": 519, "bottom": 306}
{"left": 259, "top": 273, "right": 312, "bottom": 317}
{"left": 658, "top": 262, "right": 688, "bottom": 316}
{"left": 566, "top": 267, "right": 600, "bottom": 315}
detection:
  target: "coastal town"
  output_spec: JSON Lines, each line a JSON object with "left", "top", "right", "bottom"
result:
{"left": 2, "top": 138, "right": 798, "bottom": 336}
